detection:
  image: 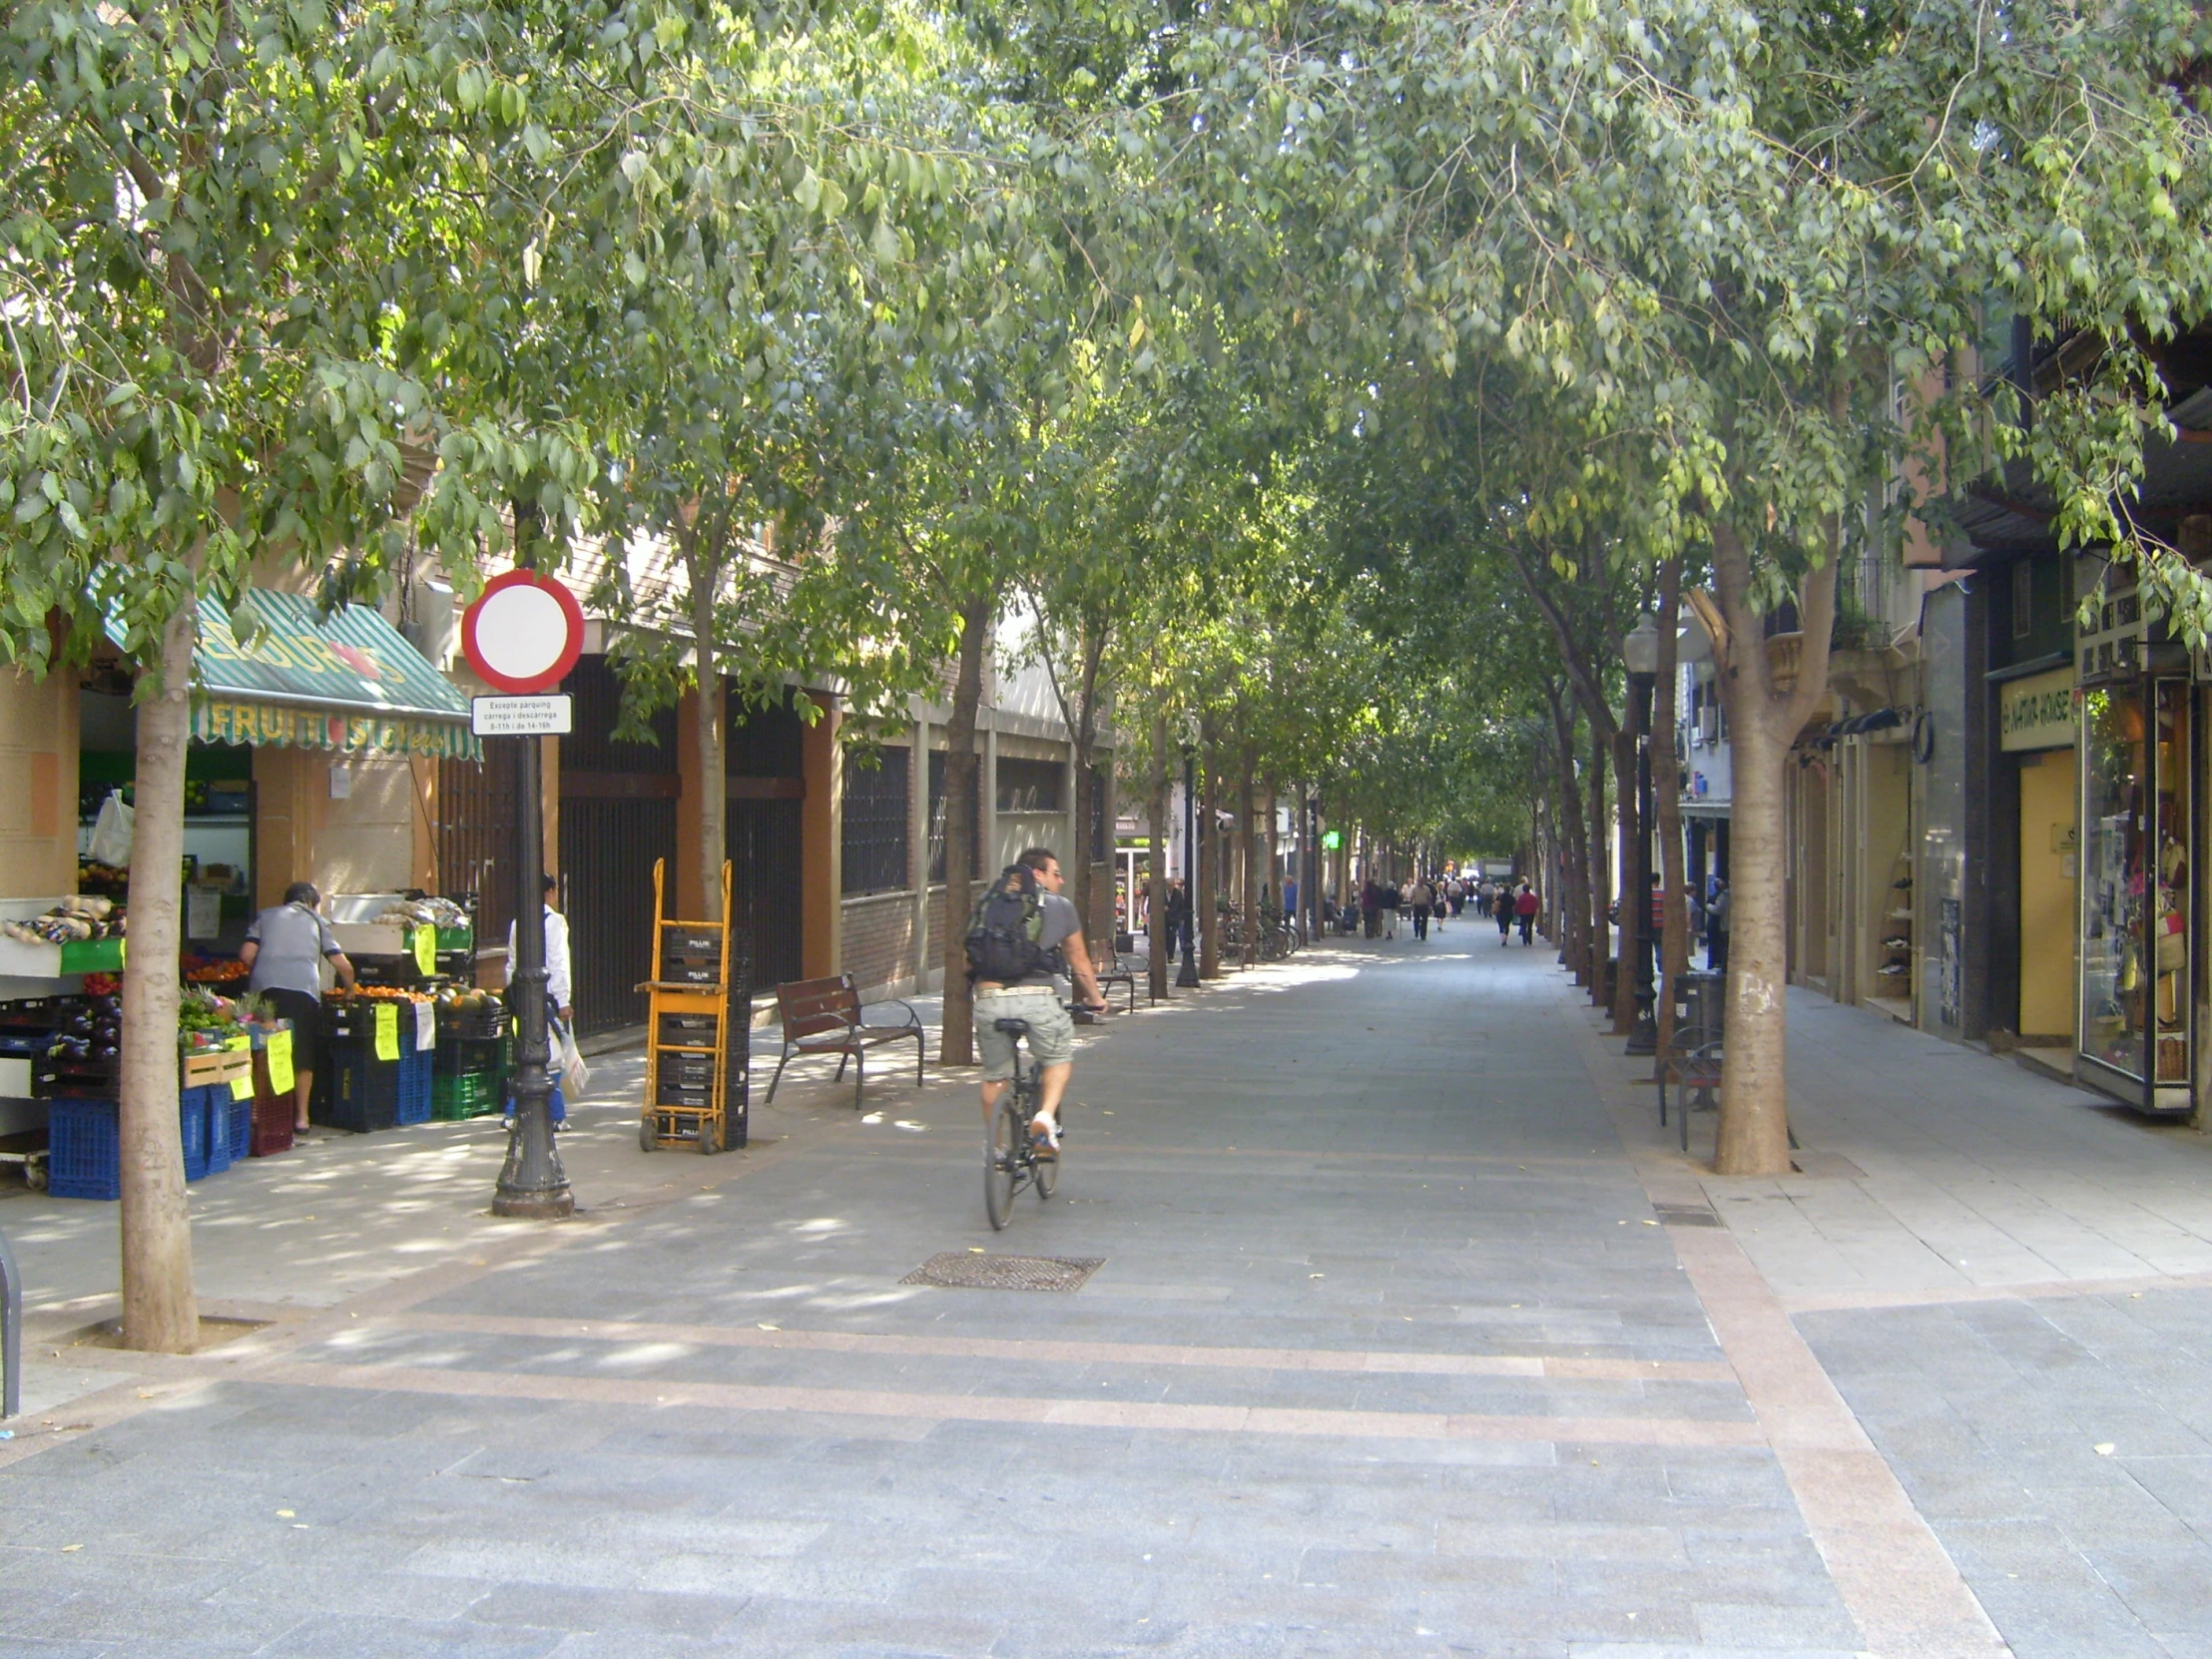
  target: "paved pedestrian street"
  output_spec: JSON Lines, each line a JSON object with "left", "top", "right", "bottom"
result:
{"left": 8, "top": 938, "right": 2212, "bottom": 1657}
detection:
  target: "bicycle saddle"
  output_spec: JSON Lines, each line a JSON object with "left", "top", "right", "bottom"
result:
{"left": 992, "top": 1017, "right": 1032, "bottom": 1036}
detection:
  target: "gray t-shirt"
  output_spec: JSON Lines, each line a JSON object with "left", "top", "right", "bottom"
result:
{"left": 1017, "top": 891, "right": 1082, "bottom": 988}
{"left": 246, "top": 902, "right": 341, "bottom": 998}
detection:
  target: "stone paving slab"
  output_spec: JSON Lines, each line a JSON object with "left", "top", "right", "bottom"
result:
{"left": 2, "top": 938, "right": 1876, "bottom": 1658}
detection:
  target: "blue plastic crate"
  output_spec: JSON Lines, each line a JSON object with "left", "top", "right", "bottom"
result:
{"left": 181, "top": 1085, "right": 212, "bottom": 1181}
{"left": 47, "top": 1097, "right": 120, "bottom": 1201}
{"left": 394, "top": 1045, "right": 433, "bottom": 1126}
{"left": 203, "top": 1088, "right": 234, "bottom": 1176}
{"left": 225, "top": 1091, "right": 253, "bottom": 1163}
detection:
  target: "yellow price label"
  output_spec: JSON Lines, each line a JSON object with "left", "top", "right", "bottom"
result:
{"left": 266, "top": 1029, "right": 294, "bottom": 1095}
{"left": 413, "top": 925, "right": 437, "bottom": 977}
{"left": 373, "top": 1002, "right": 400, "bottom": 1061}
{"left": 231, "top": 1070, "right": 255, "bottom": 1101}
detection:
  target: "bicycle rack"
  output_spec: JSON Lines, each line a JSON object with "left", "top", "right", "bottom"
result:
{"left": 0, "top": 1215, "right": 20, "bottom": 1419}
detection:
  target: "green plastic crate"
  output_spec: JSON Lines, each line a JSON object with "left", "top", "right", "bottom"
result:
{"left": 430, "top": 1070, "right": 497, "bottom": 1120}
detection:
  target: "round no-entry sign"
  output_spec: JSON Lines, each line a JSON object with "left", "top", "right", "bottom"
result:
{"left": 461, "top": 570, "right": 585, "bottom": 694}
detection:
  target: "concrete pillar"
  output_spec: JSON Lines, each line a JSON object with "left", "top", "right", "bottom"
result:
{"left": 800, "top": 690, "right": 840, "bottom": 978}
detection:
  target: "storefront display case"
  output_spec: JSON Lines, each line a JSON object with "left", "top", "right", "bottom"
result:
{"left": 2078, "top": 676, "right": 2194, "bottom": 1112}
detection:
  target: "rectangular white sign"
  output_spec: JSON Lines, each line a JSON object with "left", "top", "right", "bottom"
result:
{"left": 472, "top": 695, "right": 573, "bottom": 737}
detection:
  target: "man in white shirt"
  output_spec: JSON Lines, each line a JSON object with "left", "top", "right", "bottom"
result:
{"left": 506, "top": 873, "right": 574, "bottom": 1027}
{"left": 506, "top": 874, "right": 575, "bottom": 1126}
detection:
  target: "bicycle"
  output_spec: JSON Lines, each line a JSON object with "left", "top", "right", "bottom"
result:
{"left": 983, "top": 1004, "right": 1093, "bottom": 1230}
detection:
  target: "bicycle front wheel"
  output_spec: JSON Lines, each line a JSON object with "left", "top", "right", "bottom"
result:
{"left": 985, "top": 1098, "right": 1021, "bottom": 1230}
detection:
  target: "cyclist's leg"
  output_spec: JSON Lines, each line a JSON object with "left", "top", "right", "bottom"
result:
{"left": 974, "top": 1002, "right": 1020, "bottom": 1133}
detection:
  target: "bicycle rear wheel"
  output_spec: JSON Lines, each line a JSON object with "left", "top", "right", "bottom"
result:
{"left": 985, "top": 1097, "right": 1021, "bottom": 1230}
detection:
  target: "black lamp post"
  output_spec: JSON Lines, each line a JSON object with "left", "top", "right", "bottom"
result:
{"left": 492, "top": 732, "right": 574, "bottom": 1218}
{"left": 1622, "top": 614, "right": 1661, "bottom": 1057}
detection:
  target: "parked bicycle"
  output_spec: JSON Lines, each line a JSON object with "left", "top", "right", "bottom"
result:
{"left": 983, "top": 1004, "right": 1086, "bottom": 1229}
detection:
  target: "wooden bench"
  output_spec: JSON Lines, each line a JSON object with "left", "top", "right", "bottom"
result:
{"left": 764, "top": 974, "right": 925, "bottom": 1110}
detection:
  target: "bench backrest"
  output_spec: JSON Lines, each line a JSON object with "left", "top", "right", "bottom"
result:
{"left": 777, "top": 973, "right": 860, "bottom": 1039}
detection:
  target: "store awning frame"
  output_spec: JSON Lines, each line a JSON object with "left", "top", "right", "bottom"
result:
{"left": 112, "top": 590, "right": 480, "bottom": 761}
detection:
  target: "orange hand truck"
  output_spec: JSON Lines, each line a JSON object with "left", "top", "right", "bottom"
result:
{"left": 639, "top": 858, "right": 746, "bottom": 1154}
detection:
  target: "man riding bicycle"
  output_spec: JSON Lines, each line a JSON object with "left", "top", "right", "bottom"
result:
{"left": 971, "top": 846, "right": 1108, "bottom": 1157}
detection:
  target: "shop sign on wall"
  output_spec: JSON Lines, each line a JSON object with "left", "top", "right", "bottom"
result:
{"left": 1999, "top": 667, "right": 2078, "bottom": 752}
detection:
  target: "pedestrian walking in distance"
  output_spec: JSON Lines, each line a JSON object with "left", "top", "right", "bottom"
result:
{"left": 1408, "top": 875, "right": 1433, "bottom": 941}
{"left": 1493, "top": 882, "right": 1514, "bottom": 943}
{"left": 1515, "top": 881, "right": 1539, "bottom": 944}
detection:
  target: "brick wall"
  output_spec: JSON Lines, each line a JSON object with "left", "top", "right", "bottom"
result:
{"left": 841, "top": 890, "right": 919, "bottom": 995}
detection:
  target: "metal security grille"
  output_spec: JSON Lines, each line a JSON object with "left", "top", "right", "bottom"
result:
{"left": 730, "top": 799, "right": 804, "bottom": 989}
{"left": 995, "top": 757, "right": 1063, "bottom": 814}
{"left": 436, "top": 741, "right": 520, "bottom": 947}
{"left": 841, "top": 747, "right": 910, "bottom": 895}
{"left": 900, "top": 1253, "right": 1105, "bottom": 1292}
{"left": 561, "top": 796, "right": 676, "bottom": 1035}
{"left": 927, "top": 750, "right": 983, "bottom": 882}
{"left": 561, "top": 657, "right": 681, "bottom": 1036}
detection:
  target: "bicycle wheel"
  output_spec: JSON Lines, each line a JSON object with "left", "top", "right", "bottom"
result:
{"left": 985, "top": 1097, "right": 1021, "bottom": 1230}
{"left": 1035, "top": 1106, "right": 1060, "bottom": 1199}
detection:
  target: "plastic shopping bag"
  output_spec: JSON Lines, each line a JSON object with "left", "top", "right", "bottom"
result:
{"left": 558, "top": 1026, "right": 592, "bottom": 1097}
{"left": 87, "top": 790, "right": 134, "bottom": 868}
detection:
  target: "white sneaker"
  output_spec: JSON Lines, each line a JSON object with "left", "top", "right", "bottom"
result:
{"left": 1030, "top": 1113, "right": 1060, "bottom": 1151}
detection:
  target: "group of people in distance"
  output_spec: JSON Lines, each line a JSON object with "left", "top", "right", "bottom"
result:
{"left": 1333, "top": 871, "right": 1538, "bottom": 945}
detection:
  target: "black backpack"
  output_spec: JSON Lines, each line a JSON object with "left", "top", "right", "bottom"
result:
{"left": 965, "top": 863, "right": 1058, "bottom": 983}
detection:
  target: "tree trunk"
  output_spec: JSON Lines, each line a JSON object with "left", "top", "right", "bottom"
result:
{"left": 1199, "top": 725, "right": 1222, "bottom": 978}
{"left": 688, "top": 542, "right": 726, "bottom": 923}
{"left": 1653, "top": 556, "right": 1690, "bottom": 1065}
{"left": 1587, "top": 723, "right": 1611, "bottom": 1008}
{"left": 1062, "top": 623, "right": 1106, "bottom": 940}
{"left": 1709, "top": 522, "right": 1841, "bottom": 1175}
{"left": 1610, "top": 726, "right": 1641, "bottom": 1035}
{"left": 121, "top": 601, "right": 200, "bottom": 1354}
{"left": 1238, "top": 745, "right": 1259, "bottom": 968}
{"left": 1542, "top": 681, "right": 1591, "bottom": 982}
{"left": 1148, "top": 717, "right": 1171, "bottom": 1002}
{"left": 937, "top": 593, "right": 993, "bottom": 1067}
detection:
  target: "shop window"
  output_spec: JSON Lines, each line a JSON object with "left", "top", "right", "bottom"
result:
{"left": 841, "top": 747, "right": 910, "bottom": 896}
{"left": 927, "top": 750, "right": 983, "bottom": 882}
{"left": 996, "top": 758, "right": 1063, "bottom": 815}
{"left": 2080, "top": 680, "right": 2191, "bottom": 1101}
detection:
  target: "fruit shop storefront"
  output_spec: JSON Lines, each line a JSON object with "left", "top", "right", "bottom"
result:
{"left": 0, "top": 592, "right": 490, "bottom": 1194}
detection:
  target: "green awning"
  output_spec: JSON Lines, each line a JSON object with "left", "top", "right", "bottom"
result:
{"left": 161, "top": 591, "right": 478, "bottom": 761}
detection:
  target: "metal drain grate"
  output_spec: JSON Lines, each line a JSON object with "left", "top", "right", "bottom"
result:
{"left": 901, "top": 1253, "right": 1105, "bottom": 1292}
{"left": 1652, "top": 1204, "right": 1723, "bottom": 1228}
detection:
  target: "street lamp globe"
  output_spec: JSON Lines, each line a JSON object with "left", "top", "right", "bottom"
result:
{"left": 1622, "top": 614, "right": 1663, "bottom": 677}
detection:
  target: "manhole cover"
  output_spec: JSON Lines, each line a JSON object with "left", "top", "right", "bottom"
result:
{"left": 1652, "top": 1204, "right": 1722, "bottom": 1228}
{"left": 901, "top": 1253, "right": 1105, "bottom": 1292}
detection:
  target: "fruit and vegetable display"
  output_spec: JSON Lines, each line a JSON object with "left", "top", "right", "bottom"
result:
{"left": 184, "top": 954, "right": 250, "bottom": 984}
{"left": 4, "top": 895, "right": 126, "bottom": 945}
{"left": 76, "top": 860, "right": 129, "bottom": 897}
{"left": 326, "top": 985, "right": 434, "bottom": 1004}
{"left": 430, "top": 986, "right": 503, "bottom": 1015}
{"left": 46, "top": 989, "right": 121, "bottom": 1062}
{"left": 178, "top": 984, "right": 252, "bottom": 1051}
{"left": 370, "top": 895, "right": 470, "bottom": 930}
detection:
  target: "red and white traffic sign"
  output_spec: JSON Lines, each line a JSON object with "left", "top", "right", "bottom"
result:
{"left": 460, "top": 570, "right": 585, "bottom": 694}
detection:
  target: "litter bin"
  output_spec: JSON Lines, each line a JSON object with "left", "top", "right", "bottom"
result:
{"left": 1673, "top": 970, "right": 1725, "bottom": 1047}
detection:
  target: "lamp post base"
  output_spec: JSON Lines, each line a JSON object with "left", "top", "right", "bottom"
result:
{"left": 1175, "top": 948, "right": 1201, "bottom": 989}
{"left": 1625, "top": 996, "right": 1659, "bottom": 1056}
{"left": 491, "top": 1187, "right": 575, "bottom": 1219}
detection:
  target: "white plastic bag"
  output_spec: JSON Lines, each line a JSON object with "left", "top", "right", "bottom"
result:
{"left": 87, "top": 790, "right": 134, "bottom": 868}
{"left": 557, "top": 1026, "right": 591, "bottom": 1097}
